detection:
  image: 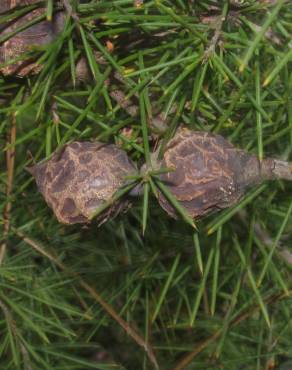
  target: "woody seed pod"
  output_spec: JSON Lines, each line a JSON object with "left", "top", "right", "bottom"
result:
{"left": 28, "top": 142, "right": 137, "bottom": 225}
{"left": 0, "top": 5, "right": 65, "bottom": 77}
{"left": 0, "top": 1, "right": 41, "bottom": 14}
{"left": 157, "top": 128, "right": 292, "bottom": 219}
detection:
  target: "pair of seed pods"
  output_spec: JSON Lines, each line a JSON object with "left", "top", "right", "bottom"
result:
{"left": 29, "top": 127, "right": 292, "bottom": 226}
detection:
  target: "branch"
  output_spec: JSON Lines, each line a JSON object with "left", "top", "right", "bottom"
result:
{"left": 0, "top": 113, "right": 16, "bottom": 264}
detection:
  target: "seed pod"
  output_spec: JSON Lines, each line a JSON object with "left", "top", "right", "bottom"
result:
{"left": 0, "top": 7, "right": 65, "bottom": 77}
{"left": 157, "top": 127, "right": 292, "bottom": 219}
{"left": 0, "top": 1, "right": 41, "bottom": 14}
{"left": 28, "top": 142, "right": 137, "bottom": 225}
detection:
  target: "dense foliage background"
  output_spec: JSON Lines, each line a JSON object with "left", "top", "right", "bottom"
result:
{"left": 0, "top": 0, "right": 292, "bottom": 369}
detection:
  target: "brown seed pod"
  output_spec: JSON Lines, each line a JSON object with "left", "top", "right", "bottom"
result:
{"left": 28, "top": 142, "right": 137, "bottom": 225}
{"left": 157, "top": 127, "right": 292, "bottom": 219}
{"left": 0, "top": 7, "right": 65, "bottom": 77}
{"left": 0, "top": 1, "right": 41, "bottom": 14}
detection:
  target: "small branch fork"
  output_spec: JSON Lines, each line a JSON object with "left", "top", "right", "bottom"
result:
{"left": 203, "top": 3, "right": 229, "bottom": 62}
{"left": 0, "top": 113, "right": 16, "bottom": 264}
{"left": 203, "top": 14, "right": 226, "bottom": 62}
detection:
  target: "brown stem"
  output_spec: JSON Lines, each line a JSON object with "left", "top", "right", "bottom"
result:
{"left": 0, "top": 113, "right": 16, "bottom": 264}
{"left": 270, "top": 159, "right": 292, "bottom": 181}
{"left": 240, "top": 155, "right": 292, "bottom": 189}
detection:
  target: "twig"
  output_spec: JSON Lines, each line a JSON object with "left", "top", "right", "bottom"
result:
{"left": 0, "top": 113, "right": 16, "bottom": 264}
{"left": 203, "top": 15, "right": 225, "bottom": 62}
{"left": 14, "top": 229, "right": 159, "bottom": 370}
{"left": 62, "top": 0, "right": 80, "bottom": 23}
